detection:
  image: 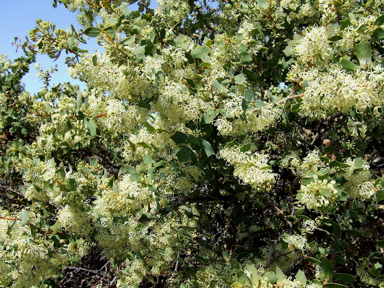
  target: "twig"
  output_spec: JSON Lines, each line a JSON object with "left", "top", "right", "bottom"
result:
{"left": 0, "top": 215, "right": 63, "bottom": 235}
{"left": 310, "top": 132, "right": 320, "bottom": 146}
{"left": 108, "top": 276, "right": 118, "bottom": 287}
{"left": 0, "top": 184, "right": 56, "bottom": 209}
{"left": 100, "top": 259, "right": 111, "bottom": 272}
{"left": 277, "top": 93, "right": 305, "bottom": 105}
{"left": 263, "top": 250, "right": 295, "bottom": 269}
{"left": 64, "top": 267, "right": 104, "bottom": 275}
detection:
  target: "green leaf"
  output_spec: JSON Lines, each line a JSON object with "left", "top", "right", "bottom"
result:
{"left": 143, "top": 155, "right": 153, "bottom": 166}
{"left": 243, "top": 67, "right": 256, "bottom": 81}
{"left": 44, "top": 181, "right": 53, "bottom": 192}
{"left": 153, "top": 161, "right": 166, "bottom": 168}
{"left": 374, "top": 262, "right": 382, "bottom": 270}
{"left": 230, "top": 258, "right": 240, "bottom": 270}
{"left": 93, "top": 102, "right": 101, "bottom": 116}
{"left": 321, "top": 257, "right": 333, "bottom": 282}
{"left": 185, "top": 52, "right": 194, "bottom": 64}
{"left": 256, "top": 0, "right": 269, "bottom": 9}
{"left": 264, "top": 272, "right": 277, "bottom": 284}
{"left": 246, "top": 264, "right": 260, "bottom": 284}
{"left": 202, "top": 109, "right": 219, "bottom": 124}
{"left": 275, "top": 266, "right": 285, "bottom": 284}
{"left": 90, "top": 158, "right": 98, "bottom": 167}
{"left": 354, "top": 158, "right": 364, "bottom": 168}
{"left": 84, "top": 118, "right": 97, "bottom": 136}
{"left": 295, "top": 270, "right": 306, "bottom": 286}
{"left": 137, "top": 142, "right": 151, "bottom": 149}
{"left": 92, "top": 55, "right": 97, "bottom": 66}
{"left": 244, "top": 89, "right": 255, "bottom": 101}
{"left": 332, "top": 273, "right": 355, "bottom": 284}
{"left": 320, "top": 188, "right": 331, "bottom": 197}
{"left": 122, "top": 166, "right": 137, "bottom": 174}
{"left": 307, "top": 257, "right": 321, "bottom": 265}
{"left": 144, "top": 122, "right": 155, "bottom": 133}
{"left": 212, "top": 79, "right": 228, "bottom": 94}
{"left": 171, "top": 132, "right": 189, "bottom": 144}
{"left": 323, "top": 284, "right": 347, "bottom": 288}
{"left": 50, "top": 221, "right": 61, "bottom": 237}
{"left": 357, "top": 24, "right": 368, "bottom": 34}
{"left": 340, "top": 19, "right": 353, "bottom": 30}
{"left": 375, "top": 15, "right": 384, "bottom": 26}
{"left": 240, "top": 52, "right": 252, "bottom": 64}
{"left": 66, "top": 178, "right": 77, "bottom": 189}
{"left": 222, "top": 251, "right": 230, "bottom": 261}
{"left": 174, "top": 34, "right": 186, "bottom": 44}
{"left": 179, "top": 229, "right": 192, "bottom": 239}
{"left": 191, "top": 45, "right": 210, "bottom": 59}
{"left": 176, "top": 146, "right": 190, "bottom": 162}
{"left": 234, "top": 74, "right": 246, "bottom": 84}
{"left": 355, "top": 41, "right": 372, "bottom": 68}
{"left": 136, "top": 162, "right": 147, "bottom": 174}
{"left": 201, "top": 140, "right": 215, "bottom": 157}
{"left": 240, "top": 143, "right": 251, "bottom": 152}
{"left": 76, "top": 90, "right": 82, "bottom": 112}
{"left": 329, "top": 35, "right": 343, "bottom": 41}
{"left": 302, "top": 177, "right": 315, "bottom": 186}
{"left": 130, "top": 173, "right": 141, "bottom": 183}
{"left": 20, "top": 210, "right": 29, "bottom": 225}
{"left": 122, "top": 36, "right": 136, "bottom": 46}
{"left": 226, "top": 28, "right": 234, "bottom": 37}
{"left": 57, "top": 169, "right": 65, "bottom": 180}
{"left": 254, "top": 100, "right": 264, "bottom": 108}
{"left": 68, "top": 36, "right": 75, "bottom": 48}
{"left": 340, "top": 59, "right": 358, "bottom": 72}
{"left": 104, "top": 26, "right": 115, "bottom": 38}
{"left": 331, "top": 221, "right": 341, "bottom": 236}
{"left": 377, "top": 190, "right": 384, "bottom": 202}
{"left": 83, "top": 27, "right": 101, "bottom": 37}
{"left": 373, "top": 28, "right": 384, "bottom": 39}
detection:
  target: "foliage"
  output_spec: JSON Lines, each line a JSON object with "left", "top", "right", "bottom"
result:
{"left": 1, "top": 0, "right": 384, "bottom": 287}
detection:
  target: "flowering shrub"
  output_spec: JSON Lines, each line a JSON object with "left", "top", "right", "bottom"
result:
{"left": 1, "top": 0, "right": 384, "bottom": 287}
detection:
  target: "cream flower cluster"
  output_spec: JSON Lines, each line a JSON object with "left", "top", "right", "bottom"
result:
{"left": 288, "top": 65, "right": 384, "bottom": 118}
{"left": 342, "top": 158, "right": 376, "bottom": 200}
{"left": 294, "top": 26, "right": 333, "bottom": 65}
{"left": 297, "top": 175, "right": 338, "bottom": 210}
{"left": 219, "top": 146, "right": 275, "bottom": 191}
{"left": 0, "top": 210, "right": 75, "bottom": 287}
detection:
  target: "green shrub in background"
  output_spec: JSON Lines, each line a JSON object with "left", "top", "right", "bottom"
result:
{"left": 1, "top": 0, "right": 384, "bottom": 287}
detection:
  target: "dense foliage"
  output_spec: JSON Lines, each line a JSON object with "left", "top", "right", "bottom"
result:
{"left": 1, "top": 0, "right": 384, "bottom": 287}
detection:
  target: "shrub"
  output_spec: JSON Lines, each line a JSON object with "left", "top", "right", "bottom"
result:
{"left": 1, "top": 0, "right": 384, "bottom": 287}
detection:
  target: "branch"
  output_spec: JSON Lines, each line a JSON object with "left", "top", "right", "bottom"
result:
{"left": 0, "top": 184, "right": 56, "bottom": 209}
{"left": 263, "top": 250, "right": 295, "bottom": 268}
{"left": 0, "top": 215, "right": 63, "bottom": 236}
{"left": 63, "top": 267, "right": 105, "bottom": 275}
{"left": 277, "top": 93, "right": 304, "bottom": 105}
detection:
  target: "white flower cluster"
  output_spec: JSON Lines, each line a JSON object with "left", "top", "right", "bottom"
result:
{"left": 0, "top": 210, "right": 74, "bottom": 287}
{"left": 94, "top": 175, "right": 154, "bottom": 217}
{"left": 215, "top": 103, "right": 281, "bottom": 136}
{"left": 219, "top": 146, "right": 276, "bottom": 191}
{"left": 294, "top": 26, "right": 333, "bottom": 65}
{"left": 288, "top": 65, "right": 384, "bottom": 118}
{"left": 155, "top": 0, "right": 190, "bottom": 26}
{"left": 342, "top": 158, "right": 376, "bottom": 200}
{"left": 297, "top": 175, "right": 338, "bottom": 210}
{"left": 283, "top": 234, "right": 307, "bottom": 250}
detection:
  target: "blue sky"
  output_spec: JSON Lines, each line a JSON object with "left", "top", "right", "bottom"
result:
{"left": 0, "top": 1, "right": 86, "bottom": 94}
{"left": 0, "top": 0, "right": 148, "bottom": 95}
